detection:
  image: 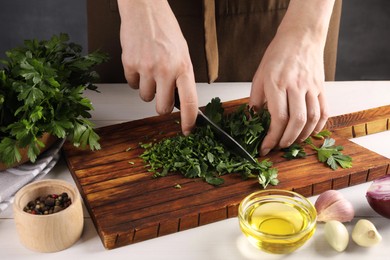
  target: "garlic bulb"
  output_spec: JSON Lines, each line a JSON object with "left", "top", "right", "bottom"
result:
{"left": 324, "top": 220, "right": 349, "bottom": 252}
{"left": 352, "top": 219, "right": 382, "bottom": 247}
{"left": 315, "top": 190, "right": 355, "bottom": 222}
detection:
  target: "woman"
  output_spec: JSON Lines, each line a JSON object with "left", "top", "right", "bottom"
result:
{"left": 88, "top": 0, "right": 342, "bottom": 156}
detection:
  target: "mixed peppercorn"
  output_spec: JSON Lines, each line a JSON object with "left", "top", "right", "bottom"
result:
{"left": 23, "top": 192, "right": 72, "bottom": 215}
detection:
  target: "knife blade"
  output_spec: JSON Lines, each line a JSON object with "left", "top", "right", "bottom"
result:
{"left": 174, "top": 91, "right": 258, "bottom": 165}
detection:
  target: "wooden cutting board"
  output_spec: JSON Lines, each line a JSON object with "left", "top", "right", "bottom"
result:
{"left": 62, "top": 98, "right": 390, "bottom": 250}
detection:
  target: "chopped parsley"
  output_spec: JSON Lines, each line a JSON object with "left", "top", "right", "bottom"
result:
{"left": 140, "top": 98, "right": 277, "bottom": 188}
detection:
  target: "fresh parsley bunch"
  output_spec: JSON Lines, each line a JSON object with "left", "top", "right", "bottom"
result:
{"left": 0, "top": 33, "right": 108, "bottom": 167}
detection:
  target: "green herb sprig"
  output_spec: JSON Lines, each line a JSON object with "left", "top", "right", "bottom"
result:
{"left": 0, "top": 33, "right": 108, "bottom": 166}
{"left": 282, "top": 130, "right": 352, "bottom": 170}
{"left": 305, "top": 137, "right": 353, "bottom": 170}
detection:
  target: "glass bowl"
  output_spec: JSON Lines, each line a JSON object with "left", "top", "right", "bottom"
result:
{"left": 238, "top": 189, "right": 317, "bottom": 254}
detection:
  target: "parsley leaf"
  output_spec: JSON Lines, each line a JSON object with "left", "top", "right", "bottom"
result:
{"left": 333, "top": 154, "right": 353, "bottom": 169}
{"left": 312, "top": 129, "right": 332, "bottom": 139}
{"left": 258, "top": 168, "right": 279, "bottom": 188}
{"left": 204, "top": 97, "right": 224, "bottom": 125}
{"left": 282, "top": 143, "right": 306, "bottom": 160}
{"left": 309, "top": 137, "right": 352, "bottom": 170}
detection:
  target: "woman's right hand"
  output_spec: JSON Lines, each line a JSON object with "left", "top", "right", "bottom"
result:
{"left": 117, "top": 0, "right": 198, "bottom": 136}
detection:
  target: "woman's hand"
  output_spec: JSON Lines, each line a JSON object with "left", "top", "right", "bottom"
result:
{"left": 249, "top": 0, "right": 335, "bottom": 156}
{"left": 250, "top": 30, "right": 328, "bottom": 156}
{"left": 118, "top": 0, "right": 198, "bottom": 135}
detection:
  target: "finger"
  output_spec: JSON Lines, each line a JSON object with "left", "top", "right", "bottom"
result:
{"left": 176, "top": 73, "right": 198, "bottom": 136}
{"left": 296, "top": 92, "right": 321, "bottom": 142}
{"left": 155, "top": 76, "right": 175, "bottom": 115}
{"left": 314, "top": 92, "right": 329, "bottom": 133}
{"left": 124, "top": 72, "right": 140, "bottom": 89}
{"left": 260, "top": 87, "right": 288, "bottom": 156}
{"left": 139, "top": 75, "right": 156, "bottom": 102}
{"left": 249, "top": 77, "right": 266, "bottom": 111}
{"left": 279, "top": 88, "right": 307, "bottom": 148}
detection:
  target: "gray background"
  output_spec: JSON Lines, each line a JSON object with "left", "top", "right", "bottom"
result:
{"left": 0, "top": 0, "right": 389, "bottom": 81}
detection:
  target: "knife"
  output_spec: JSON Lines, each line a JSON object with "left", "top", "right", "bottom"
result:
{"left": 174, "top": 90, "right": 258, "bottom": 165}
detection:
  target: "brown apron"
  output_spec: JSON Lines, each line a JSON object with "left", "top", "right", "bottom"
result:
{"left": 88, "top": 0, "right": 342, "bottom": 83}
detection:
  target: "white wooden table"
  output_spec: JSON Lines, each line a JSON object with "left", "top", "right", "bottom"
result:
{"left": 1, "top": 81, "right": 390, "bottom": 259}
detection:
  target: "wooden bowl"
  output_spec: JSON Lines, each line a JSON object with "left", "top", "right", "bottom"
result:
{"left": 0, "top": 133, "right": 57, "bottom": 171}
{"left": 13, "top": 179, "right": 84, "bottom": 252}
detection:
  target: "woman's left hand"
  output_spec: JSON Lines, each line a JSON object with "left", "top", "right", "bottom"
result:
{"left": 249, "top": 29, "right": 329, "bottom": 156}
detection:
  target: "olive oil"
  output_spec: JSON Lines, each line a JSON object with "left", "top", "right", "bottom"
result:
{"left": 239, "top": 193, "right": 316, "bottom": 254}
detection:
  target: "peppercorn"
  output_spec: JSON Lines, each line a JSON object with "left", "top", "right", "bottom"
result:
{"left": 23, "top": 192, "right": 72, "bottom": 215}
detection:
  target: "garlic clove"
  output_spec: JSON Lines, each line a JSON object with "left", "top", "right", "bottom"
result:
{"left": 317, "top": 199, "right": 355, "bottom": 222}
{"left": 315, "top": 190, "right": 355, "bottom": 222}
{"left": 315, "top": 190, "right": 346, "bottom": 213}
{"left": 324, "top": 220, "right": 349, "bottom": 252}
{"left": 352, "top": 219, "right": 382, "bottom": 247}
